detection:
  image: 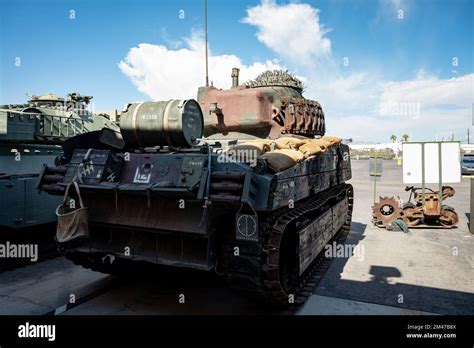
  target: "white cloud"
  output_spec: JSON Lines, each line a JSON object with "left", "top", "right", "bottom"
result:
{"left": 118, "top": 31, "right": 282, "bottom": 101}
{"left": 160, "top": 27, "right": 183, "bottom": 50}
{"left": 321, "top": 73, "right": 472, "bottom": 142}
{"left": 388, "top": 0, "right": 405, "bottom": 9}
{"left": 305, "top": 72, "right": 383, "bottom": 117}
{"left": 332, "top": 106, "right": 471, "bottom": 143}
{"left": 380, "top": 74, "right": 473, "bottom": 106}
{"left": 242, "top": 0, "right": 331, "bottom": 67}
{"left": 373, "top": 0, "right": 410, "bottom": 23}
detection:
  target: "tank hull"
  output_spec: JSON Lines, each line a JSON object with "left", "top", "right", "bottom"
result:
{"left": 0, "top": 143, "right": 62, "bottom": 229}
{"left": 0, "top": 92, "right": 119, "bottom": 271}
{"left": 38, "top": 142, "right": 352, "bottom": 306}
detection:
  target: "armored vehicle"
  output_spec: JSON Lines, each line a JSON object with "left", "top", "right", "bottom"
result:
{"left": 0, "top": 92, "right": 117, "bottom": 268}
{"left": 38, "top": 71, "right": 353, "bottom": 306}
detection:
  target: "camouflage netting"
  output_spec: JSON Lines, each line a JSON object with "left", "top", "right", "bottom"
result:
{"left": 245, "top": 70, "right": 304, "bottom": 92}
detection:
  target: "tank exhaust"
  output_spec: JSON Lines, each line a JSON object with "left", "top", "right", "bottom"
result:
{"left": 204, "top": 0, "right": 209, "bottom": 87}
{"left": 231, "top": 68, "right": 240, "bottom": 88}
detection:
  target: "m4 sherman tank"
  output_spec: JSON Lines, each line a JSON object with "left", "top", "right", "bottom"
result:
{"left": 0, "top": 92, "right": 117, "bottom": 269}
{"left": 38, "top": 70, "right": 353, "bottom": 306}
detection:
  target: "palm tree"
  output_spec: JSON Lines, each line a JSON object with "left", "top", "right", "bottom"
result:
{"left": 390, "top": 134, "right": 397, "bottom": 143}
{"left": 402, "top": 134, "right": 409, "bottom": 142}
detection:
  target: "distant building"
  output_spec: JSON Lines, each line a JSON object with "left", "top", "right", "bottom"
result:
{"left": 350, "top": 142, "right": 402, "bottom": 154}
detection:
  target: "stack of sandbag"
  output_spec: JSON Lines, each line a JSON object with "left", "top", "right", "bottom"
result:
{"left": 261, "top": 148, "right": 305, "bottom": 172}
{"left": 274, "top": 137, "right": 307, "bottom": 150}
{"left": 228, "top": 139, "right": 273, "bottom": 163}
{"left": 321, "top": 136, "right": 342, "bottom": 145}
{"left": 262, "top": 135, "right": 343, "bottom": 172}
{"left": 231, "top": 139, "right": 273, "bottom": 156}
{"left": 299, "top": 136, "right": 342, "bottom": 156}
{"left": 307, "top": 138, "right": 331, "bottom": 150}
{"left": 228, "top": 135, "right": 343, "bottom": 172}
{"left": 298, "top": 142, "right": 323, "bottom": 158}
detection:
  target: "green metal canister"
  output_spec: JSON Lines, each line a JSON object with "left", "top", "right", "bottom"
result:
{"left": 120, "top": 99, "right": 203, "bottom": 148}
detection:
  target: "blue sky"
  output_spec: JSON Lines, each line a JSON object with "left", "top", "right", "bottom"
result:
{"left": 0, "top": 0, "right": 472, "bottom": 142}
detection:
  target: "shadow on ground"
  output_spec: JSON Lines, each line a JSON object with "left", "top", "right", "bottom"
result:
{"left": 64, "top": 220, "right": 474, "bottom": 315}
{"left": 315, "top": 221, "right": 474, "bottom": 315}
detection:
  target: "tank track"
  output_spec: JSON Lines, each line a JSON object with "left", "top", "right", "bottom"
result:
{"left": 64, "top": 251, "right": 131, "bottom": 276}
{"left": 221, "top": 183, "right": 354, "bottom": 307}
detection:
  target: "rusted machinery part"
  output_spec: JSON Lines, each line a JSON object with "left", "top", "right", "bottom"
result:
{"left": 442, "top": 186, "right": 455, "bottom": 199}
{"left": 221, "top": 183, "right": 353, "bottom": 307}
{"left": 413, "top": 186, "right": 455, "bottom": 205}
{"left": 401, "top": 202, "right": 421, "bottom": 227}
{"left": 439, "top": 205, "right": 459, "bottom": 228}
{"left": 373, "top": 196, "right": 402, "bottom": 228}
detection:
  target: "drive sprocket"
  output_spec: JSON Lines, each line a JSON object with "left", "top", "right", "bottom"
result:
{"left": 373, "top": 196, "right": 402, "bottom": 228}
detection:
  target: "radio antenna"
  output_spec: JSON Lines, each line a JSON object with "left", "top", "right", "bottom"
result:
{"left": 205, "top": 0, "right": 209, "bottom": 87}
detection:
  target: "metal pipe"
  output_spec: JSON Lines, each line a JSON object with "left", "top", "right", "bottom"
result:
{"left": 205, "top": 0, "right": 209, "bottom": 87}
{"left": 422, "top": 143, "right": 425, "bottom": 207}
{"left": 231, "top": 68, "right": 240, "bottom": 88}
{"left": 471, "top": 177, "right": 474, "bottom": 234}
{"left": 373, "top": 156, "right": 377, "bottom": 208}
{"left": 438, "top": 142, "right": 443, "bottom": 206}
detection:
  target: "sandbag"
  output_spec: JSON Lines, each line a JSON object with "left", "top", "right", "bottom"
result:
{"left": 229, "top": 140, "right": 272, "bottom": 164}
{"left": 262, "top": 149, "right": 305, "bottom": 172}
{"left": 308, "top": 138, "right": 331, "bottom": 150}
{"left": 299, "top": 142, "right": 323, "bottom": 158}
{"left": 233, "top": 140, "right": 272, "bottom": 154}
{"left": 321, "top": 136, "right": 342, "bottom": 145}
{"left": 275, "top": 137, "right": 307, "bottom": 150}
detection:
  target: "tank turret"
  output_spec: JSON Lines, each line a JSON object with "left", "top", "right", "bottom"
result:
{"left": 0, "top": 92, "right": 118, "bottom": 234}
{"left": 198, "top": 70, "right": 324, "bottom": 139}
{"left": 0, "top": 92, "right": 117, "bottom": 145}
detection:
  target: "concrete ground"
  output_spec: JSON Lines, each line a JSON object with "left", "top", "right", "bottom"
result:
{"left": 0, "top": 258, "right": 111, "bottom": 315}
{"left": 0, "top": 160, "right": 472, "bottom": 315}
{"left": 306, "top": 160, "right": 473, "bottom": 315}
